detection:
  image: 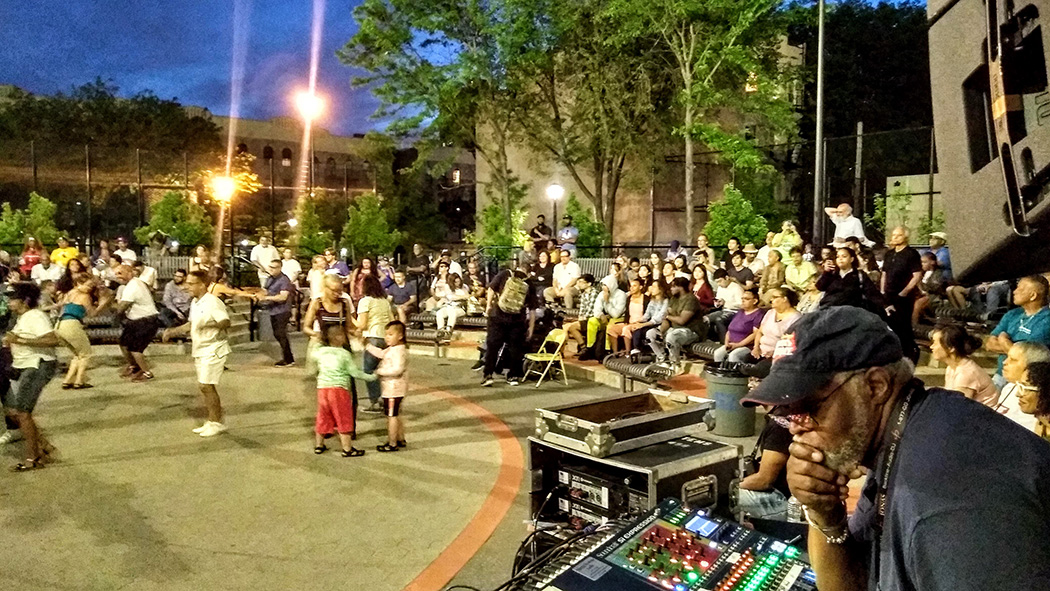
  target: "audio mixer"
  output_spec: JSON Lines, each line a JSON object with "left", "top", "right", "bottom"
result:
{"left": 536, "top": 498, "right": 815, "bottom": 591}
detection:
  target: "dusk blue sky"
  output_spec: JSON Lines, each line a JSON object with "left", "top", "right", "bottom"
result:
{"left": 0, "top": 1, "right": 919, "bottom": 137}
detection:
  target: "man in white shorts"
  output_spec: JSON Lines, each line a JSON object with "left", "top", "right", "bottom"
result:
{"left": 163, "top": 270, "right": 230, "bottom": 437}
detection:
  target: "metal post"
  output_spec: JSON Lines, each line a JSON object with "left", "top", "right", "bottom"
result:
{"left": 183, "top": 152, "right": 190, "bottom": 188}
{"left": 30, "top": 140, "right": 38, "bottom": 192}
{"left": 85, "top": 145, "right": 93, "bottom": 251}
{"left": 811, "top": 0, "right": 827, "bottom": 244}
{"left": 136, "top": 148, "right": 145, "bottom": 228}
{"left": 270, "top": 156, "right": 276, "bottom": 240}
{"left": 928, "top": 126, "right": 936, "bottom": 225}
{"left": 853, "top": 121, "right": 864, "bottom": 215}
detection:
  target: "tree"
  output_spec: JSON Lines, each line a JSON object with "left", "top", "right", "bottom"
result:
{"left": 294, "top": 195, "right": 334, "bottom": 256}
{"left": 512, "top": 0, "right": 670, "bottom": 229}
{"left": 702, "top": 184, "right": 768, "bottom": 246}
{"left": 341, "top": 0, "right": 527, "bottom": 242}
{"left": 563, "top": 195, "right": 611, "bottom": 258}
{"left": 134, "top": 191, "right": 213, "bottom": 247}
{"left": 465, "top": 179, "right": 530, "bottom": 261}
{"left": 609, "top": 0, "right": 795, "bottom": 238}
{"left": 0, "top": 192, "right": 61, "bottom": 247}
{"left": 340, "top": 193, "right": 404, "bottom": 258}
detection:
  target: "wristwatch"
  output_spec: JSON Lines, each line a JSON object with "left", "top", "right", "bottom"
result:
{"left": 802, "top": 505, "right": 851, "bottom": 545}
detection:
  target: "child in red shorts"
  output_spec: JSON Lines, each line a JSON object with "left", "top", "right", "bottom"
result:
{"left": 312, "top": 325, "right": 375, "bottom": 457}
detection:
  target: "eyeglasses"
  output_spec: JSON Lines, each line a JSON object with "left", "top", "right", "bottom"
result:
{"left": 768, "top": 369, "right": 866, "bottom": 430}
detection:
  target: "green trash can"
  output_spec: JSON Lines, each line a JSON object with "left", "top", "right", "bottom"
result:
{"left": 704, "top": 367, "right": 755, "bottom": 437}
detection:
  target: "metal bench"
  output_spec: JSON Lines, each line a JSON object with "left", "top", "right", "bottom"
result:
{"left": 408, "top": 313, "right": 487, "bottom": 328}
{"left": 688, "top": 341, "right": 722, "bottom": 361}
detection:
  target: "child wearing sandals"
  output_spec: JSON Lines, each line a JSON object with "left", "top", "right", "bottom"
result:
{"left": 366, "top": 320, "right": 408, "bottom": 452}
{"left": 312, "top": 325, "right": 375, "bottom": 457}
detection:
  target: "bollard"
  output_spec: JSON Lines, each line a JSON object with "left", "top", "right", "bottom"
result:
{"left": 703, "top": 366, "right": 755, "bottom": 437}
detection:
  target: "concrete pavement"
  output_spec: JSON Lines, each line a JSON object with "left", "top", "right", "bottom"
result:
{"left": 0, "top": 338, "right": 637, "bottom": 591}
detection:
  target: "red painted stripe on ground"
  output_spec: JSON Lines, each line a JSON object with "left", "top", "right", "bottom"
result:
{"left": 402, "top": 387, "right": 524, "bottom": 591}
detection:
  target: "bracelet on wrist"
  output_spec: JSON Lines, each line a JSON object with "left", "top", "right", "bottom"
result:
{"left": 802, "top": 504, "right": 850, "bottom": 545}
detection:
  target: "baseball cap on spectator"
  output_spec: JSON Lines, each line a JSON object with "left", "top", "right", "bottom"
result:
{"left": 930, "top": 231, "right": 947, "bottom": 241}
{"left": 742, "top": 306, "right": 902, "bottom": 407}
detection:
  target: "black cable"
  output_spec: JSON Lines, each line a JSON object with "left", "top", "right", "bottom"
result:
{"left": 495, "top": 526, "right": 601, "bottom": 591}
{"left": 444, "top": 586, "right": 482, "bottom": 591}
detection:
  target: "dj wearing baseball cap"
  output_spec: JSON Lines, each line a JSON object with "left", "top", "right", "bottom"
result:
{"left": 743, "top": 306, "right": 1050, "bottom": 591}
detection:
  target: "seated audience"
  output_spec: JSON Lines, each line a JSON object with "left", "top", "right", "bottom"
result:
{"left": 912, "top": 252, "right": 948, "bottom": 325}
{"left": 1017, "top": 361, "right": 1050, "bottom": 443}
{"left": 563, "top": 274, "right": 599, "bottom": 357}
{"left": 736, "top": 416, "right": 792, "bottom": 520}
{"left": 704, "top": 269, "right": 744, "bottom": 343}
{"left": 646, "top": 277, "right": 705, "bottom": 371}
{"left": 758, "top": 250, "right": 786, "bottom": 304}
{"left": 745, "top": 287, "right": 801, "bottom": 378}
{"left": 690, "top": 264, "right": 715, "bottom": 314}
{"left": 725, "top": 251, "right": 755, "bottom": 289}
{"left": 386, "top": 269, "right": 418, "bottom": 324}
{"left": 784, "top": 246, "right": 817, "bottom": 293}
{"left": 607, "top": 278, "right": 648, "bottom": 355}
{"left": 996, "top": 341, "right": 1050, "bottom": 432}
{"left": 627, "top": 281, "right": 669, "bottom": 358}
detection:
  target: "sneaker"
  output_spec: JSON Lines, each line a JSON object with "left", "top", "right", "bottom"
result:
{"left": 192, "top": 422, "right": 213, "bottom": 434}
{"left": 132, "top": 371, "right": 155, "bottom": 382}
{"left": 0, "top": 430, "right": 23, "bottom": 445}
{"left": 471, "top": 360, "right": 484, "bottom": 371}
{"left": 119, "top": 365, "right": 138, "bottom": 378}
{"left": 198, "top": 422, "right": 227, "bottom": 437}
{"left": 629, "top": 349, "right": 641, "bottom": 356}
{"left": 363, "top": 403, "right": 383, "bottom": 414}
{"left": 481, "top": 376, "right": 495, "bottom": 387}
{"left": 506, "top": 377, "right": 521, "bottom": 386}
{"left": 274, "top": 360, "right": 295, "bottom": 368}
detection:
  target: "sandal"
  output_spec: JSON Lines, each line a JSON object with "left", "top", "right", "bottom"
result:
{"left": 73, "top": 384, "right": 94, "bottom": 390}
{"left": 376, "top": 443, "right": 400, "bottom": 452}
{"left": 61, "top": 383, "right": 73, "bottom": 390}
{"left": 314, "top": 445, "right": 328, "bottom": 455}
{"left": 341, "top": 448, "right": 366, "bottom": 457}
{"left": 396, "top": 440, "right": 407, "bottom": 448}
{"left": 11, "top": 457, "right": 45, "bottom": 472}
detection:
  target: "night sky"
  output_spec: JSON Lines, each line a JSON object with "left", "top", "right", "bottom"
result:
{"left": 0, "top": 1, "right": 376, "bottom": 135}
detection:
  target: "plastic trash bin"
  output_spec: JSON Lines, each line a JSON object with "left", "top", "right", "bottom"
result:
{"left": 704, "top": 366, "right": 755, "bottom": 437}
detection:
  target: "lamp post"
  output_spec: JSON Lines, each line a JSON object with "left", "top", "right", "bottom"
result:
{"left": 811, "top": 0, "right": 827, "bottom": 244}
{"left": 546, "top": 183, "right": 565, "bottom": 230}
{"left": 212, "top": 175, "right": 236, "bottom": 271}
{"left": 295, "top": 91, "right": 325, "bottom": 198}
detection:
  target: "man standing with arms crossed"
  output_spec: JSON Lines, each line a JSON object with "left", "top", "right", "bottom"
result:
{"left": 163, "top": 270, "right": 231, "bottom": 437}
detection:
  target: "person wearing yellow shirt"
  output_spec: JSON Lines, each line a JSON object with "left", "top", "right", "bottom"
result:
{"left": 50, "top": 237, "right": 80, "bottom": 269}
{"left": 784, "top": 245, "right": 818, "bottom": 294}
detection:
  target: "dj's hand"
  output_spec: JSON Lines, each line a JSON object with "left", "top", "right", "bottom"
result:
{"left": 786, "top": 440, "right": 851, "bottom": 526}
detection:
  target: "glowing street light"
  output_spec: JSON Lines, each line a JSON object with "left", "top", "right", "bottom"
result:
{"left": 295, "top": 91, "right": 325, "bottom": 121}
{"left": 294, "top": 90, "right": 326, "bottom": 198}
{"left": 546, "top": 183, "right": 565, "bottom": 225}
{"left": 212, "top": 176, "right": 236, "bottom": 204}
{"left": 287, "top": 218, "right": 299, "bottom": 228}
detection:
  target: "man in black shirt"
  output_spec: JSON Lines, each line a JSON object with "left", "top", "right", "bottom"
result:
{"left": 406, "top": 243, "right": 430, "bottom": 305}
{"left": 881, "top": 226, "right": 922, "bottom": 362}
{"left": 482, "top": 265, "right": 537, "bottom": 387}
{"left": 744, "top": 307, "right": 1050, "bottom": 591}
{"left": 529, "top": 214, "right": 553, "bottom": 253}
{"left": 737, "top": 417, "right": 792, "bottom": 519}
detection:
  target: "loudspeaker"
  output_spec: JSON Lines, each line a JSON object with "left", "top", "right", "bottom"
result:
{"left": 929, "top": 0, "right": 1050, "bottom": 283}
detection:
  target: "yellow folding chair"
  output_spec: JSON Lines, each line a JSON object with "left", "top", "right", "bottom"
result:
{"left": 524, "top": 328, "right": 568, "bottom": 387}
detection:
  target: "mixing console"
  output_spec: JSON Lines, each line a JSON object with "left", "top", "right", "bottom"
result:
{"left": 537, "top": 498, "right": 815, "bottom": 591}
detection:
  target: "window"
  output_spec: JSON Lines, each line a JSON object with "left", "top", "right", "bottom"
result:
{"left": 281, "top": 148, "right": 292, "bottom": 167}
{"left": 451, "top": 168, "right": 461, "bottom": 185}
{"left": 263, "top": 146, "right": 274, "bottom": 160}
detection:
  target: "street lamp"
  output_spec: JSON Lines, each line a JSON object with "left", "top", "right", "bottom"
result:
{"left": 546, "top": 183, "right": 565, "bottom": 226}
{"left": 211, "top": 175, "right": 236, "bottom": 270}
{"left": 295, "top": 91, "right": 325, "bottom": 198}
{"left": 287, "top": 218, "right": 298, "bottom": 228}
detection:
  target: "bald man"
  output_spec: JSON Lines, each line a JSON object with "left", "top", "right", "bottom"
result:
{"left": 825, "top": 202, "right": 873, "bottom": 247}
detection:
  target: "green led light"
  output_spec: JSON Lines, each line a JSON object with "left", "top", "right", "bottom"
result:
{"left": 686, "top": 572, "right": 699, "bottom": 582}
{"left": 785, "top": 547, "right": 799, "bottom": 558}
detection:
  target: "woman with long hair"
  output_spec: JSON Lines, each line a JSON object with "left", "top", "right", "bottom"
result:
{"left": 207, "top": 266, "right": 254, "bottom": 301}
{"left": 746, "top": 287, "right": 801, "bottom": 377}
{"left": 628, "top": 281, "right": 669, "bottom": 359}
{"left": 347, "top": 256, "right": 375, "bottom": 307}
{"left": 56, "top": 274, "right": 113, "bottom": 389}
{"left": 55, "top": 258, "right": 87, "bottom": 296}
{"left": 529, "top": 250, "right": 554, "bottom": 299}
{"left": 930, "top": 324, "right": 998, "bottom": 407}
{"left": 1017, "top": 361, "right": 1050, "bottom": 443}
{"left": 355, "top": 274, "right": 393, "bottom": 414}
{"left": 606, "top": 278, "right": 649, "bottom": 354}
{"left": 19, "top": 237, "right": 44, "bottom": 278}
{"left": 690, "top": 264, "right": 715, "bottom": 314}
{"left": 635, "top": 264, "right": 652, "bottom": 288}
{"left": 434, "top": 273, "right": 469, "bottom": 334}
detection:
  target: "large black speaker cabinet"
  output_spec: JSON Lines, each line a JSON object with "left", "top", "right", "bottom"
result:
{"left": 929, "top": 0, "right": 1050, "bottom": 283}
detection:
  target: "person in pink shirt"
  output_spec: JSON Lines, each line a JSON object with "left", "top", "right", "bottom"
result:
{"left": 931, "top": 324, "right": 999, "bottom": 407}
{"left": 366, "top": 320, "right": 408, "bottom": 452}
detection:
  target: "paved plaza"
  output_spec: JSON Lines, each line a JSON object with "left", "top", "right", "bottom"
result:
{"left": 0, "top": 337, "right": 622, "bottom": 591}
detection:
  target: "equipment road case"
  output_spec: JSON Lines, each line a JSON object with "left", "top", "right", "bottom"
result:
{"left": 534, "top": 389, "right": 714, "bottom": 458}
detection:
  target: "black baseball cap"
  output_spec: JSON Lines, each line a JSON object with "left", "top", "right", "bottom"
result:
{"left": 742, "top": 307, "right": 903, "bottom": 407}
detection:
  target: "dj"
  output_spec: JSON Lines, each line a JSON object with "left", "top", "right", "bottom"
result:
{"left": 744, "top": 307, "right": 1050, "bottom": 591}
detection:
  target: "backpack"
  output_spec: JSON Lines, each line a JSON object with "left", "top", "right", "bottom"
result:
{"left": 497, "top": 274, "right": 528, "bottom": 314}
